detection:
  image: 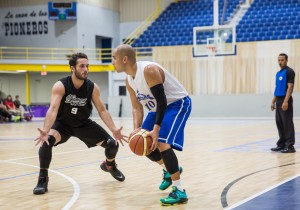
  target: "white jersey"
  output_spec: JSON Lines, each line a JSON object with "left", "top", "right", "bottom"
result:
{"left": 127, "top": 61, "right": 188, "bottom": 112}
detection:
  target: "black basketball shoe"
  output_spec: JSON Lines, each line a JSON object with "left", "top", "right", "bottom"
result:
{"left": 270, "top": 146, "right": 284, "bottom": 152}
{"left": 100, "top": 161, "right": 125, "bottom": 182}
{"left": 281, "top": 146, "right": 296, "bottom": 153}
{"left": 33, "top": 176, "right": 49, "bottom": 195}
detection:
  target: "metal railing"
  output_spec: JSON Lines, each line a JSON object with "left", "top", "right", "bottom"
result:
{"left": 0, "top": 46, "right": 153, "bottom": 62}
{"left": 123, "top": 8, "right": 160, "bottom": 46}
{"left": 122, "top": 0, "right": 165, "bottom": 46}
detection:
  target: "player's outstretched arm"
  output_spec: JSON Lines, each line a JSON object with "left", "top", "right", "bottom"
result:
{"left": 92, "top": 83, "right": 127, "bottom": 145}
{"left": 35, "top": 81, "right": 64, "bottom": 146}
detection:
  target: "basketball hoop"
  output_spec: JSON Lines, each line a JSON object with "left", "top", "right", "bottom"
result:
{"left": 206, "top": 45, "right": 217, "bottom": 56}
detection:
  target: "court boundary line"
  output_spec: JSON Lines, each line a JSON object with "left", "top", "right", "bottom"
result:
{"left": 222, "top": 163, "right": 300, "bottom": 209}
{"left": 1, "top": 147, "right": 98, "bottom": 162}
{"left": 2, "top": 160, "right": 80, "bottom": 210}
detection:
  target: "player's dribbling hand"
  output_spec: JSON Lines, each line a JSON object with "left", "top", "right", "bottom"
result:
{"left": 147, "top": 130, "right": 159, "bottom": 151}
{"left": 112, "top": 126, "right": 128, "bottom": 146}
{"left": 34, "top": 128, "right": 49, "bottom": 147}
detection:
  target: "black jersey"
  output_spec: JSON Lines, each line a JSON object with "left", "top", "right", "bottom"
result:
{"left": 57, "top": 76, "right": 94, "bottom": 127}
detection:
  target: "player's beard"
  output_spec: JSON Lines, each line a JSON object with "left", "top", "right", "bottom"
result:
{"left": 74, "top": 68, "right": 88, "bottom": 80}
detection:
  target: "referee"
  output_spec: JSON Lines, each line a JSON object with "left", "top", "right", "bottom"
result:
{"left": 270, "top": 53, "right": 296, "bottom": 153}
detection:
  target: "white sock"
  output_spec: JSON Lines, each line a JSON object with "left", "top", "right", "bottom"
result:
{"left": 173, "top": 180, "right": 184, "bottom": 192}
{"left": 160, "top": 164, "right": 167, "bottom": 171}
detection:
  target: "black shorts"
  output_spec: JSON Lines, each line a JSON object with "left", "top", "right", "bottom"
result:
{"left": 52, "top": 119, "right": 112, "bottom": 148}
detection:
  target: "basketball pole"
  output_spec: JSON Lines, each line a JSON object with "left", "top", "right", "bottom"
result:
{"left": 213, "top": 0, "right": 219, "bottom": 27}
{"left": 213, "top": 0, "right": 219, "bottom": 43}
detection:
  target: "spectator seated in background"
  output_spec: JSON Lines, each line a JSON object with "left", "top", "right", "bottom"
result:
{"left": 5, "top": 94, "right": 23, "bottom": 121}
{"left": 14, "top": 95, "right": 33, "bottom": 121}
{"left": 0, "top": 98, "right": 13, "bottom": 122}
{"left": 14, "top": 95, "right": 31, "bottom": 120}
{"left": 14, "top": 95, "right": 23, "bottom": 110}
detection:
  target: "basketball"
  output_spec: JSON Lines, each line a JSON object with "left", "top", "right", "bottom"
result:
{"left": 128, "top": 128, "right": 153, "bottom": 156}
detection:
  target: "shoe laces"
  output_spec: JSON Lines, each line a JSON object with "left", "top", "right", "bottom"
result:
{"left": 37, "top": 177, "right": 48, "bottom": 186}
{"left": 168, "top": 187, "right": 179, "bottom": 199}
{"left": 105, "top": 161, "right": 119, "bottom": 171}
{"left": 111, "top": 165, "right": 119, "bottom": 173}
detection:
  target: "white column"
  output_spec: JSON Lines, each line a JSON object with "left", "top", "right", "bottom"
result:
{"left": 213, "top": 0, "right": 219, "bottom": 26}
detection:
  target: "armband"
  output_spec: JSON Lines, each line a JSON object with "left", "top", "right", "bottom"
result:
{"left": 150, "top": 84, "right": 167, "bottom": 126}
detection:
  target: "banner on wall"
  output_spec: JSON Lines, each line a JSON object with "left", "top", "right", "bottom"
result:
{"left": 2, "top": 9, "right": 48, "bottom": 36}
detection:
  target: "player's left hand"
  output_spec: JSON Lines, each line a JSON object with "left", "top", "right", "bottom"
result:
{"left": 34, "top": 128, "right": 49, "bottom": 147}
{"left": 112, "top": 126, "right": 128, "bottom": 146}
{"left": 147, "top": 130, "right": 159, "bottom": 151}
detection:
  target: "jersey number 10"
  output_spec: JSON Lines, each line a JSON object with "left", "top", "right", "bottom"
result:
{"left": 145, "top": 100, "right": 155, "bottom": 111}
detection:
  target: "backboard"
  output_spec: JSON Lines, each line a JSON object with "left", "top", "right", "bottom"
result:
{"left": 193, "top": 25, "right": 236, "bottom": 57}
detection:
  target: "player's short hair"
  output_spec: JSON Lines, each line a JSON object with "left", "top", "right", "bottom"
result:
{"left": 116, "top": 44, "right": 136, "bottom": 63}
{"left": 69, "top": 53, "right": 88, "bottom": 68}
{"left": 279, "top": 53, "right": 288, "bottom": 61}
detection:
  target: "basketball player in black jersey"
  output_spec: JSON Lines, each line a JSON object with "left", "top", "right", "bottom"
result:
{"left": 33, "top": 53, "right": 127, "bottom": 195}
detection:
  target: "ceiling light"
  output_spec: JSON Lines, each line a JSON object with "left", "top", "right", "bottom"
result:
{"left": 16, "top": 70, "right": 27, "bottom": 72}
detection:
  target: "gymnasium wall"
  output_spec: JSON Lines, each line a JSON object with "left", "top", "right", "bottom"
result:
{"left": 0, "top": 0, "right": 173, "bottom": 47}
{"left": 0, "top": 74, "right": 25, "bottom": 100}
{"left": 0, "top": 72, "right": 109, "bottom": 104}
{"left": 119, "top": 0, "right": 174, "bottom": 22}
{"left": 119, "top": 0, "right": 174, "bottom": 42}
{"left": 152, "top": 40, "right": 300, "bottom": 95}
{"left": 0, "top": 1, "right": 120, "bottom": 48}
{"left": 0, "top": 0, "right": 119, "bottom": 11}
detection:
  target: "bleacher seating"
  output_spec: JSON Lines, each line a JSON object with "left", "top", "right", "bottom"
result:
{"left": 236, "top": 0, "right": 300, "bottom": 42}
{"left": 133, "top": 0, "right": 244, "bottom": 47}
{"left": 133, "top": 0, "right": 299, "bottom": 47}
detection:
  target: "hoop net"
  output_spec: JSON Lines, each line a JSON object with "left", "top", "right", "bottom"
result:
{"left": 206, "top": 45, "right": 217, "bottom": 56}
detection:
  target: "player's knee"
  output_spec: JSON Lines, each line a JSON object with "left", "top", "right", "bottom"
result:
{"left": 161, "top": 148, "right": 179, "bottom": 175}
{"left": 39, "top": 135, "right": 55, "bottom": 155}
{"left": 104, "top": 139, "right": 119, "bottom": 159}
{"left": 39, "top": 135, "right": 56, "bottom": 168}
{"left": 146, "top": 148, "right": 162, "bottom": 162}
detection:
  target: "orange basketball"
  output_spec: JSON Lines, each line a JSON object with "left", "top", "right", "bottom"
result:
{"left": 128, "top": 128, "right": 153, "bottom": 156}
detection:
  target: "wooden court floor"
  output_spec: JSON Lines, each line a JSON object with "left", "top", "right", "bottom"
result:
{"left": 1, "top": 118, "right": 300, "bottom": 210}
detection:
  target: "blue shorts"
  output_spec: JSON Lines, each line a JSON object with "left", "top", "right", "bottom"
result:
{"left": 142, "top": 96, "right": 192, "bottom": 151}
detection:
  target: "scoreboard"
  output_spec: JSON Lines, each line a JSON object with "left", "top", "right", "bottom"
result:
{"left": 48, "top": 2, "right": 77, "bottom": 20}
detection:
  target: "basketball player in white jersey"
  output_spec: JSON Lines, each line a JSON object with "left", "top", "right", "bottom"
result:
{"left": 112, "top": 44, "right": 192, "bottom": 206}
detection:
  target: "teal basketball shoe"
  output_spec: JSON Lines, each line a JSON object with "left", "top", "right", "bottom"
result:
{"left": 160, "top": 186, "right": 188, "bottom": 206}
{"left": 159, "top": 166, "right": 183, "bottom": 190}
